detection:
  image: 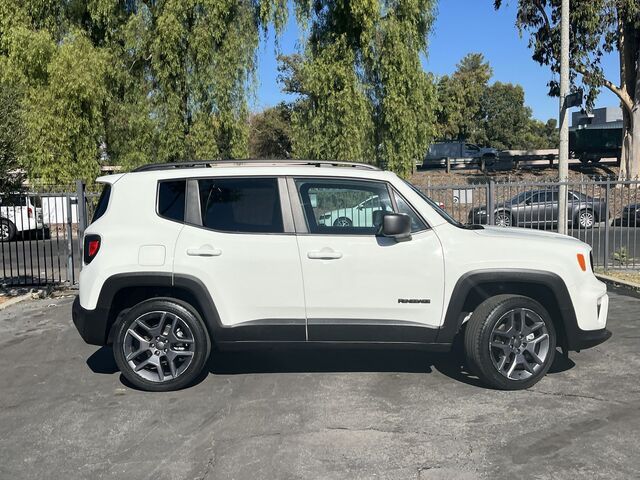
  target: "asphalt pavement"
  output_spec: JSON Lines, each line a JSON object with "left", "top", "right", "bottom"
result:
{"left": 0, "top": 291, "right": 638, "bottom": 479}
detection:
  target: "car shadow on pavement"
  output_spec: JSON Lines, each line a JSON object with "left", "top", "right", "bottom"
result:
{"left": 86, "top": 346, "right": 119, "bottom": 374}
{"left": 85, "top": 345, "right": 575, "bottom": 390}
{"left": 208, "top": 348, "right": 488, "bottom": 388}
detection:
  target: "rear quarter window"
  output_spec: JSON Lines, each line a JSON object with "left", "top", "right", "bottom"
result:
{"left": 91, "top": 185, "right": 111, "bottom": 223}
{"left": 157, "top": 180, "right": 186, "bottom": 222}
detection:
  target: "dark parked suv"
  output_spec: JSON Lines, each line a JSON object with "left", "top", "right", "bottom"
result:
{"left": 469, "top": 190, "right": 607, "bottom": 229}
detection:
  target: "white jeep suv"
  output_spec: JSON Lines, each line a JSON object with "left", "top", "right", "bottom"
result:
{"left": 72, "top": 160, "right": 611, "bottom": 392}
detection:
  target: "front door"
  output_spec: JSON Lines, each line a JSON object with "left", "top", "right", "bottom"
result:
{"left": 291, "top": 177, "right": 445, "bottom": 343}
{"left": 173, "top": 177, "right": 306, "bottom": 341}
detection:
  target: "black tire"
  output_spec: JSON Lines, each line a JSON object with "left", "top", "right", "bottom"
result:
{"left": 333, "top": 216, "right": 352, "bottom": 227}
{"left": 0, "top": 218, "right": 16, "bottom": 242}
{"left": 464, "top": 294, "right": 556, "bottom": 390}
{"left": 113, "top": 297, "right": 211, "bottom": 392}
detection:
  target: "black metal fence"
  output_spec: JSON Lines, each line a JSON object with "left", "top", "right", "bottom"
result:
{"left": 421, "top": 178, "right": 640, "bottom": 271}
{"left": 1, "top": 178, "right": 638, "bottom": 288}
{"left": 0, "top": 181, "right": 99, "bottom": 287}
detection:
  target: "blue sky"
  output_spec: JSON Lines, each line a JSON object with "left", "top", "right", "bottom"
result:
{"left": 252, "top": 1, "right": 619, "bottom": 121}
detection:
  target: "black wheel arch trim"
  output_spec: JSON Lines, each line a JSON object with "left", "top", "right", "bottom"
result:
{"left": 436, "top": 268, "right": 603, "bottom": 352}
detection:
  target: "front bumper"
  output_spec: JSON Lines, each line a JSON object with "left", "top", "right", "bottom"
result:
{"left": 72, "top": 297, "right": 110, "bottom": 346}
{"left": 571, "top": 327, "right": 612, "bottom": 351}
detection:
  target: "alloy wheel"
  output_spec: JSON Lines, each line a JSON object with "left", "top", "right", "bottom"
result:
{"left": 488, "top": 308, "right": 550, "bottom": 381}
{"left": 495, "top": 212, "right": 511, "bottom": 227}
{"left": 579, "top": 210, "right": 594, "bottom": 228}
{"left": 0, "top": 223, "right": 9, "bottom": 240}
{"left": 123, "top": 310, "right": 196, "bottom": 382}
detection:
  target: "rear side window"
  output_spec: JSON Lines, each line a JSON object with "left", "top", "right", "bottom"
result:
{"left": 198, "top": 178, "right": 283, "bottom": 233}
{"left": 158, "top": 180, "right": 186, "bottom": 222}
{"left": 91, "top": 185, "right": 111, "bottom": 223}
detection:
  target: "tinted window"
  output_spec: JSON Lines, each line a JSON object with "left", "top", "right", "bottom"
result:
{"left": 2, "top": 195, "right": 27, "bottom": 207}
{"left": 198, "top": 178, "right": 283, "bottom": 233}
{"left": 91, "top": 185, "right": 111, "bottom": 223}
{"left": 393, "top": 191, "right": 427, "bottom": 232}
{"left": 296, "top": 179, "right": 393, "bottom": 234}
{"left": 158, "top": 180, "right": 186, "bottom": 222}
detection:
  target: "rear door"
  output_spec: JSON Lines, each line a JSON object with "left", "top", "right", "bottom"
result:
{"left": 172, "top": 176, "right": 306, "bottom": 341}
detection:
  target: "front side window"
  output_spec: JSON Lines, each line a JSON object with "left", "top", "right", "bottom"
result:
{"left": 158, "top": 180, "right": 186, "bottom": 222}
{"left": 393, "top": 191, "right": 427, "bottom": 232}
{"left": 198, "top": 177, "right": 283, "bottom": 233}
{"left": 295, "top": 179, "right": 393, "bottom": 234}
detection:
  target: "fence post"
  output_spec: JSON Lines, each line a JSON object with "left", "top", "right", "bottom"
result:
{"left": 66, "top": 195, "right": 74, "bottom": 284}
{"left": 76, "top": 180, "right": 86, "bottom": 272}
{"left": 487, "top": 179, "right": 495, "bottom": 226}
{"left": 604, "top": 178, "right": 610, "bottom": 272}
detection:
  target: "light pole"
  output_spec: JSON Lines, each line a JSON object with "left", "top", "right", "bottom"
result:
{"left": 558, "top": 0, "right": 570, "bottom": 235}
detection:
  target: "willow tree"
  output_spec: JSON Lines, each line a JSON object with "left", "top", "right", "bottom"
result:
{"left": 0, "top": 0, "right": 288, "bottom": 183}
{"left": 495, "top": 0, "right": 640, "bottom": 179}
{"left": 282, "top": 0, "right": 437, "bottom": 176}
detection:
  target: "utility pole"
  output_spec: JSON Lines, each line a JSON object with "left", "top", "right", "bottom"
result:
{"left": 558, "top": 0, "right": 570, "bottom": 235}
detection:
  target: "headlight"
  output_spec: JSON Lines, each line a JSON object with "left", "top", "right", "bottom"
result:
{"left": 476, "top": 209, "right": 486, "bottom": 215}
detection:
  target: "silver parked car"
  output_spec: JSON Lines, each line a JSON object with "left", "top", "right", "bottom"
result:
{"left": 468, "top": 190, "right": 608, "bottom": 229}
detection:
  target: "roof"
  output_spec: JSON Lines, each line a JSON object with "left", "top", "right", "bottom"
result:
{"left": 97, "top": 160, "right": 392, "bottom": 185}
{"left": 132, "top": 159, "right": 379, "bottom": 172}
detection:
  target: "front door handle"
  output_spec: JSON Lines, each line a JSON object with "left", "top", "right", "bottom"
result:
{"left": 307, "top": 248, "right": 343, "bottom": 260}
{"left": 186, "top": 245, "right": 222, "bottom": 257}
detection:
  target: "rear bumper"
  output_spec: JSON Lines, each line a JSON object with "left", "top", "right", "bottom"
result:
{"left": 72, "top": 297, "right": 110, "bottom": 346}
{"left": 571, "top": 328, "right": 612, "bottom": 351}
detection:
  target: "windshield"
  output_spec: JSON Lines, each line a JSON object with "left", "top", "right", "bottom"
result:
{"left": 403, "top": 180, "right": 464, "bottom": 227}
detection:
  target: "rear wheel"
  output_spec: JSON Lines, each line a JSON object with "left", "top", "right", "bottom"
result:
{"left": 113, "top": 298, "right": 211, "bottom": 391}
{"left": 0, "top": 219, "right": 16, "bottom": 242}
{"left": 464, "top": 294, "right": 556, "bottom": 390}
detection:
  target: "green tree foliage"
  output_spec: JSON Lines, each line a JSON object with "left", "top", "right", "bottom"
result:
{"left": 280, "top": 0, "right": 437, "bottom": 177}
{"left": 0, "top": 79, "right": 25, "bottom": 191}
{"left": 0, "top": 0, "right": 288, "bottom": 184}
{"left": 494, "top": 0, "right": 640, "bottom": 179}
{"left": 435, "top": 54, "right": 493, "bottom": 143}
{"left": 435, "top": 53, "right": 557, "bottom": 150}
{"left": 248, "top": 102, "right": 293, "bottom": 159}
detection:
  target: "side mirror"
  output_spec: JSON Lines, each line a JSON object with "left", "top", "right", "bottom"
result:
{"left": 377, "top": 213, "right": 411, "bottom": 242}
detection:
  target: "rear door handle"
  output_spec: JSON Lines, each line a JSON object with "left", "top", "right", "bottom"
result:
{"left": 307, "top": 248, "right": 343, "bottom": 260}
{"left": 186, "top": 245, "right": 222, "bottom": 257}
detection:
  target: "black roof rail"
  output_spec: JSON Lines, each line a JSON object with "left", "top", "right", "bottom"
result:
{"left": 132, "top": 159, "right": 380, "bottom": 172}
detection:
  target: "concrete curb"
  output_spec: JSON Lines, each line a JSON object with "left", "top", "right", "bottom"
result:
{"left": 0, "top": 293, "right": 31, "bottom": 311}
{"left": 596, "top": 273, "right": 640, "bottom": 298}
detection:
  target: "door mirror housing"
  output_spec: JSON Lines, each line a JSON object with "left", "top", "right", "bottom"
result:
{"left": 378, "top": 213, "right": 411, "bottom": 242}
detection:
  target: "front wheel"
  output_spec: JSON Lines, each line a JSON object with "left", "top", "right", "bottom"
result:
{"left": 113, "top": 298, "right": 211, "bottom": 391}
{"left": 575, "top": 209, "right": 596, "bottom": 229}
{"left": 464, "top": 294, "right": 556, "bottom": 390}
{"left": 333, "top": 216, "right": 352, "bottom": 227}
{"left": 494, "top": 211, "right": 513, "bottom": 227}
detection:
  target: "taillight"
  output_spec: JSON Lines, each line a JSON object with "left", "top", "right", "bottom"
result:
{"left": 84, "top": 234, "right": 101, "bottom": 264}
{"left": 28, "top": 207, "right": 33, "bottom": 218}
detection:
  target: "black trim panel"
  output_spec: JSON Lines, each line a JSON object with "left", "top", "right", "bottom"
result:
{"left": 436, "top": 268, "right": 601, "bottom": 352}
{"left": 308, "top": 318, "right": 439, "bottom": 343}
{"left": 572, "top": 328, "right": 612, "bottom": 351}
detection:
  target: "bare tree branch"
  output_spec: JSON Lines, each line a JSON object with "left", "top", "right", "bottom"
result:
{"left": 574, "top": 64, "right": 634, "bottom": 114}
